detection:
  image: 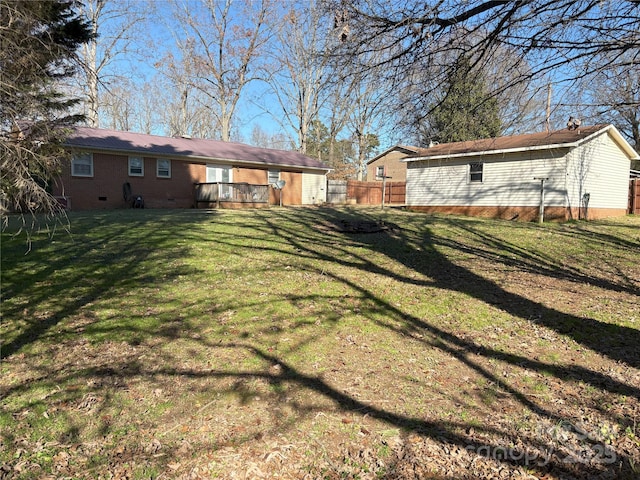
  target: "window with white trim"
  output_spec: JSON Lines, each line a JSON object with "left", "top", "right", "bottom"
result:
{"left": 375, "top": 166, "right": 384, "bottom": 179}
{"left": 128, "top": 156, "right": 144, "bottom": 176}
{"left": 268, "top": 169, "right": 280, "bottom": 185}
{"left": 71, "top": 152, "right": 93, "bottom": 177}
{"left": 156, "top": 158, "right": 171, "bottom": 178}
{"left": 469, "top": 162, "right": 483, "bottom": 183}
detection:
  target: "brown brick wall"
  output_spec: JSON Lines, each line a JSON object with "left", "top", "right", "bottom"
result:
{"left": 408, "top": 206, "right": 558, "bottom": 222}
{"left": 267, "top": 171, "right": 303, "bottom": 206}
{"left": 54, "top": 153, "right": 205, "bottom": 210}
{"left": 234, "top": 167, "right": 268, "bottom": 185}
{"left": 565, "top": 207, "right": 628, "bottom": 221}
{"left": 54, "top": 152, "right": 312, "bottom": 210}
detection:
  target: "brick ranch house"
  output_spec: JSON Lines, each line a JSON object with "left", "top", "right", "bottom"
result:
{"left": 54, "top": 127, "right": 331, "bottom": 210}
{"left": 404, "top": 124, "right": 638, "bottom": 221}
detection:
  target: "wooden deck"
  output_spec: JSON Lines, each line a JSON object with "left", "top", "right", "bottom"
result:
{"left": 194, "top": 182, "right": 269, "bottom": 208}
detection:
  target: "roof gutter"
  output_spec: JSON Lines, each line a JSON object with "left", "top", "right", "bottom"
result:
{"left": 404, "top": 142, "right": 575, "bottom": 162}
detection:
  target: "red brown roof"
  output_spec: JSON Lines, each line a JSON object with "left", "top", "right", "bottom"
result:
{"left": 366, "top": 145, "right": 422, "bottom": 165}
{"left": 65, "top": 127, "right": 331, "bottom": 171}
{"left": 406, "top": 124, "right": 631, "bottom": 160}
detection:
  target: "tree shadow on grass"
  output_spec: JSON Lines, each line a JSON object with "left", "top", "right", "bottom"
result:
{"left": 305, "top": 208, "right": 640, "bottom": 369}
{"left": 250, "top": 207, "right": 639, "bottom": 476}
{"left": 202, "top": 207, "right": 639, "bottom": 401}
{"left": 436, "top": 217, "right": 640, "bottom": 296}
{"left": 2, "top": 207, "right": 638, "bottom": 478}
{"left": 0, "top": 211, "right": 207, "bottom": 359}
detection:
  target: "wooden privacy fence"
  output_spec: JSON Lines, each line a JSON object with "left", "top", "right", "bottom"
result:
{"left": 346, "top": 180, "right": 406, "bottom": 205}
{"left": 630, "top": 179, "right": 640, "bottom": 214}
{"left": 327, "top": 180, "right": 347, "bottom": 204}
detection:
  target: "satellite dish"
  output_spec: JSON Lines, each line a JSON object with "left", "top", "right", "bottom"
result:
{"left": 271, "top": 179, "right": 286, "bottom": 207}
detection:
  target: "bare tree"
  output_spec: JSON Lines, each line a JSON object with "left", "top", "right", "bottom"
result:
{"left": 170, "top": 0, "right": 273, "bottom": 141}
{"left": 100, "top": 77, "right": 133, "bottom": 131}
{"left": 135, "top": 81, "right": 161, "bottom": 135}
{"left": 326, "top": 1, "right": 639, "bottom": 136}
{"left": 333, "top": 1, "right": 639, "bottom": 76}
{"left": 78, "top": 0, "right": 145, "bottom": 127}
{"left": 576, "top": 56, "right": 640, "bottom": 154}
{"left": 249, "top": 124, "right": 272, "bottom": 149}
{"left": 154, "top": 48, "right": 219, "bottom": 138}
{"left": 98, "top": 76, "right": 163, "bottom": 134}
{"left": 481, "top": 45, "right": 549, "bottom": 134}
{"left": 263, "top": 1, "right": 333, "bottom": 153}
{"left": 335, "top": 47, "right": 395, "bottom": 178}
{"left": 348, "top": 79, "right": 386, "bottom": 179}
{"left": 248, "top": 124, "right": 292, "bottom": 149}
{"left": 323, "top": 74, "right": 357, "bottom": 166}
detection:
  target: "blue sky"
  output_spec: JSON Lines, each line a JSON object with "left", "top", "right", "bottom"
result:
{"left": 88, "top": 0, "right": 628, "bottom": 149}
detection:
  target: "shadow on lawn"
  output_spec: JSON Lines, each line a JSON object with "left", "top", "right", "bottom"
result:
{"left": 439, "top": 217, "right": 640, "bottom": 297}
{"left": 249, "top": 207, "right": 639, "bottom": 476}
{"left": 0, "top": 211, "right": 206, "bottom": 359}
{"left": 304, "top": 208, "right": 640, "bottom": 368}
{"left": 2, "top": 208, "right": 638, "bottom": 478}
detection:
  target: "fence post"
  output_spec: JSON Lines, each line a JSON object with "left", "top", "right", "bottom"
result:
{"left": 381, "top": 175, "right": 392, "bottom": 209}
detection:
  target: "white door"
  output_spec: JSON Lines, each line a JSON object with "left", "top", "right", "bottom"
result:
{"left": 302, "top": 172, "right": 326, "bottom": 204}
{"left": 207, "top": 164, "right": 233, "bottom": 198}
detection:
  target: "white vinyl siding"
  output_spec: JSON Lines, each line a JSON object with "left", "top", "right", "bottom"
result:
{"left": 406, "top": 151, "right": 569, "bottom": 207}
{"left": 565, "top": 132, "right": 631, "bottom": 211}
{"left": 302, "top": 172, "right": 326, "bottom": 204}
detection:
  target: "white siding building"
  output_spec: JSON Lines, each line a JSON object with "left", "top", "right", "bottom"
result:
{"left": 301, "top": 171, "right": 327, "bottom": 205}
{"left": 405, "top": 124, "right": 637, "bottom": 221}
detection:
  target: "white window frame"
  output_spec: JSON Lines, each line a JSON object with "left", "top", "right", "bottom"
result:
{"left": 128, "top": 156, "right": 144, "bottom": 177}
{"left": 268, "top": 169, "right": 280, "bottom": 185}
{"left": 156, "top": 158, "right": 171, "bottom": 178}
{"left": 206, "top": 164, "right": 233, "bottom": 198}
{"left": 375, "top": 166, "right": 384, "bottom": 180}
{"left": 71, "top": 152, "right": 93, "bottom": 177}
{"left": 206, "top": 164, "right": 233, "bottom": 183}
{"left": 469, "top": 162, "right": 483, "bottom": 183}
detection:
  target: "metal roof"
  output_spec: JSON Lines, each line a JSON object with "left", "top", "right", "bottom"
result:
{"left": 65, "top": 127, "right": 331, "bottom": 171}
{"left": 405, "top": 124, "right": 639, "bottom": 161}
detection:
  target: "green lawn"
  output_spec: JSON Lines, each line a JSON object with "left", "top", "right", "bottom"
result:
{"left": 2, "top": 208, "right": 639, "bottom": 478}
